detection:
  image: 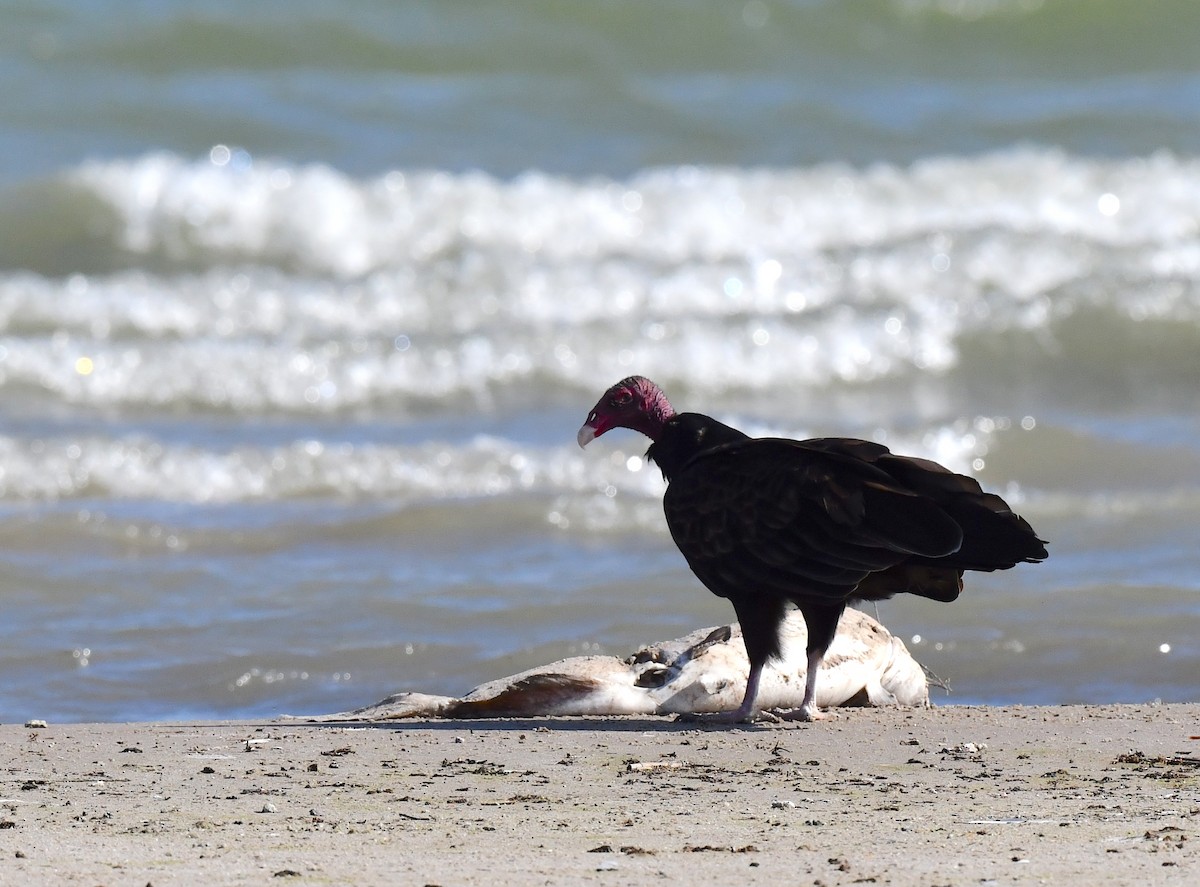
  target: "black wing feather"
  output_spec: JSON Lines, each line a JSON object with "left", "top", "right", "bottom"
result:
{"left": 875, "top": 453, "right": 1048, "bottom": 569}
{"left": 663, "top": 438, "right": 966, "bottom": 606}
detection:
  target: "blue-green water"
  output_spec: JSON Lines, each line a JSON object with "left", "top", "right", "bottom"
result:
{"left": 0, "top": 0, "right": 1197, "bottom": 722}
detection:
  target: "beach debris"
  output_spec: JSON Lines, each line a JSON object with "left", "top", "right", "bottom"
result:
{"left": 939, "top": 742, "right": 988, "bottom": 758}
{"left": 1143, "top": 826, "right": 1188, "bottom": 852}
{"left": 1114, "top": 750, "right": 1200, "bottom": 768}
{"left": 23, "top": 720, "right": 47, "bottom": 729}
{"left": 626, "top": 760, "right": 687, "bottom": 773}
{"left": 313, "top": 607, "right": 930, "bottom": 722}
{"left": 683, "top": 844, "right": 759, "bottom": 853}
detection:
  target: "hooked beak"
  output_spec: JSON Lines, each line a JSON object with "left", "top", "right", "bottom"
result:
{"left": 577, "top": 408, "right": 608, "bottom": 448}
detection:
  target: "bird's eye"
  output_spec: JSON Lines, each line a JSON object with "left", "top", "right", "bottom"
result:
{"left": 609, "top": 391, "right": 633, "bottom": 407}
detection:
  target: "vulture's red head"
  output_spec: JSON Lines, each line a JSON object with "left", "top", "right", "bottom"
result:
{"left": 577, "top": 376, "right": 676, "bottom": 448}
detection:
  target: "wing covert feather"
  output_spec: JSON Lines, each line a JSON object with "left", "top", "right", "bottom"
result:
{"left": 662, "top": 438, "right": 964, "bottom": 602}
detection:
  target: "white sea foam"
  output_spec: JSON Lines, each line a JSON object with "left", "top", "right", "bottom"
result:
{"left": 70, "top": 148, "right": 1200, "bottom": 271}
{"left": 0, "top": 149, "right": 1193, "bottom": 415}
{"left": 0, "top": 418, "right": 998, "bottom": 507}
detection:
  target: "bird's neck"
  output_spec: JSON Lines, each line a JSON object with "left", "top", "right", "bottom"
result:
{"left": 646, "top": 413, "right": 749, "bottom": 481}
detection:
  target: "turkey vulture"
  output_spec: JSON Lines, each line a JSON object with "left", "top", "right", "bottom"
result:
{"left": 577, "top": 375, "right": 1047, "bottom": 723}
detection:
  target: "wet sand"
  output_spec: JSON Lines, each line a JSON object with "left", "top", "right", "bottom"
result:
{"left": 2, "top": 704, "right": 1197, "bottom": 885}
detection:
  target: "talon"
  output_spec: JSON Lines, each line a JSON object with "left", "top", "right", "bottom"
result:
{"left": 675, "top": 709, "right": 761, "bottom": 726}
{"left": 779, "top": 705, "right": 827, "bottom": 722}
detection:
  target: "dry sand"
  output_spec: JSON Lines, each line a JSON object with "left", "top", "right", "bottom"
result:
{"left": 2, "top": 704, "right": 1197, "bottom": 885}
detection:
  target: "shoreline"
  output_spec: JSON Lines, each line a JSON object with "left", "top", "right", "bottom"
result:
{"left": 2, "top": 703, "right": 1197, "bottom": 884}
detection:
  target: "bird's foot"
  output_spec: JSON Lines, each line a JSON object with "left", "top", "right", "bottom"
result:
{"left": 777, "top": 704, "right": 828, "bottom": 722}
{"left": 674, "top": 708, "right": 775, "bottom": 726}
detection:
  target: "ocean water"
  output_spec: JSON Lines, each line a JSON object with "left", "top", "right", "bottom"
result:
{"left": 0, "top": 0, "right": 1197, "bottom": 723}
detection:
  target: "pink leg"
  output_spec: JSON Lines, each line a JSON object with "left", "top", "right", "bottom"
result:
{"left": 724, "top": 659, "right": 764, "bottom": 722}
{"left": 677, "top": 660, "right": 764, "bottom": 725}
{"left": 789, "top": 649, "right": 827, "bottom": 722}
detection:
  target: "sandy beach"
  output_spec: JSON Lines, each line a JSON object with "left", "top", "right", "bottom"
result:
{"left": 1, "top": 704, "right": 1196, "bottom": 885}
